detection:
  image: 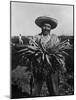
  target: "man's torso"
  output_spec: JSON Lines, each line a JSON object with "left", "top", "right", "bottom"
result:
{"left": 29, "top": 33, "right": 60, "bottom": 49}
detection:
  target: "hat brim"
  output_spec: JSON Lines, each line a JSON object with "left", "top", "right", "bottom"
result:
{"left": 35, "top": 16, "right": 58, "bottom": 29}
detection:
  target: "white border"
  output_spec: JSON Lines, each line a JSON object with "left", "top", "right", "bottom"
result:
{"left": 0, "top": 0, "right": 75, "bottom": 100}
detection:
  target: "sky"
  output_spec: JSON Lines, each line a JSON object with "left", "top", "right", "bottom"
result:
{"left": 11, "top": 2, "right": 73, "bottom": 36}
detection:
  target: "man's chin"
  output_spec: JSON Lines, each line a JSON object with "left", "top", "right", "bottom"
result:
{"left": 43, "top": 31, "right": 50, "bottom": 35}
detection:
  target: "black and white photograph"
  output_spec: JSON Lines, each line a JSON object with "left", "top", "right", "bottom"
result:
{"left": 10, "top": 1, "right": 74, "bottom": 99}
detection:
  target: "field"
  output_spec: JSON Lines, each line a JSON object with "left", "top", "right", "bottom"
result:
{"left": 11, "top": 35, "right": 74, "bottom": 98}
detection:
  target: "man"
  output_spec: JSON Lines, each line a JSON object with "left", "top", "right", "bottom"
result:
{"left": 28, "top": 16, "right": 67, "bottom": 96}
{"left": 19, "top": 34, "right": 23, "bottom": 44}
{"left": 29, "top": 16, "right": 61, "bottom": 96}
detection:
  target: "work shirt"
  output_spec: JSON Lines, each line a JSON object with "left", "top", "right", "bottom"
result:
{"left": 29, "top": 33, "right": 60, "bottom": 49}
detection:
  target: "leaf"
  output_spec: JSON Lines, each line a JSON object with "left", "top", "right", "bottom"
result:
{"left": 45, "top": 54, "right": 54, "bottom": 72}
{"left": 42, "top": 53, "right": 45, "bottom": 61}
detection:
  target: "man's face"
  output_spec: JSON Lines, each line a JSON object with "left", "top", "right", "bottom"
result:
{"left": 42, "top": 23, "right": 51, "bottom": 35}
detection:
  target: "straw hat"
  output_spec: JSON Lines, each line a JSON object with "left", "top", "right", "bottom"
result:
{"left": 35, "top": 16, "right": 58, "bottom": 29}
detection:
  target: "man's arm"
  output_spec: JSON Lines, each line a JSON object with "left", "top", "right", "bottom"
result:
{"left": 29, "top": 34, "right": 40, "bottom": 45}
{"left": 47, "top": 34, "right": 60, "bottom": 49}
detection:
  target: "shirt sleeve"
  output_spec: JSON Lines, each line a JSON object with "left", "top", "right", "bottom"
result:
{"left": 28, "top": 35, "right": 40, "bottom": 46}
{"left": 51, "top": 34, "right": 60, "bottom": 46}
{"left": 47, "top": 34, "right": 60, "bottom": 48}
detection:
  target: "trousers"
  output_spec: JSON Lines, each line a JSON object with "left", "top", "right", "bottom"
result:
{"left": 32, "top": 71, "right": 59, "bottom": 96}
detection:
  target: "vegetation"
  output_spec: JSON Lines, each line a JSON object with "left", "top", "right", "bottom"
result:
{"left": 11, "top": 35, "right": 74, "bottom": 98}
